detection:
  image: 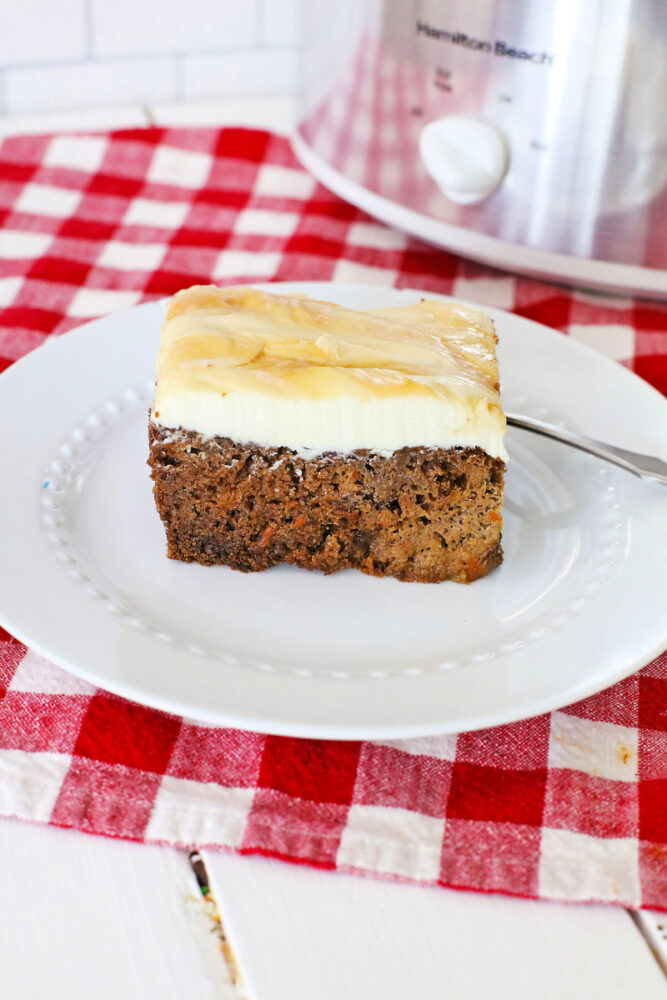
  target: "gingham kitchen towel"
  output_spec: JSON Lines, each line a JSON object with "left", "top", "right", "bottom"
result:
{"left": 0, "top": 127, "right": 665, "bottom": 910}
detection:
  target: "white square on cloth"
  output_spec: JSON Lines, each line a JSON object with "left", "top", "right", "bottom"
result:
{"left": 333, "top": 259, "right": 398, "bottom": 285}
{"left": 538, "top": 827, "right": 640, "bottom": 906}
{"left": 568, "top": 324, "right": 635, "bottom": 362}
{"left": 346, "top": 222, "right": 407, "bottom": 250}
{"left": 213, "top": 249, "right": 281, "bottom": 279}
{"left": 68, "top": 287, "right": 141, "bottom": 318}
{"left": 16, "top": 183, "right": 82, "bottom": 218}
{"left": 0, "top": 275, "right": 23, "bottom": 306}
{"left": 0, "top": 749, "right": 71, "bottom": 822}
{"left": 44, "top": 135, "right": 108, "bottom": 173}
{"left": 147, "top": 146, "right": 212, "bottom": 189}
{"left": 372, "top": 734, "right": 458, "bottom": 762}
{"left": 548, "top": 711, "right": 638, "bottom": 782}
{"left": 145, "top": 776, "right": 254, "bottom": 847}
{"left": 337, "top": 804, "right": 444, "bottom": 881}
{"left": 10, "top": 649, "right": 95, "bottom": 696}
{"left": 452, "top": 276, "right": 517, "bottom": 311}
{"left": 254, "top": 164, "right": 316, "bottom": 200}
{"left": 0, "top": 231, "right": 53, "bottom": 259}
{"left": 234, "top": 208, "right": 300, "bottom": 237}
{"left": 97, "top": 240, "right": 167, "bottom": 272}
{"left": 123, "top": 197, "right": 191, "bottom": 229}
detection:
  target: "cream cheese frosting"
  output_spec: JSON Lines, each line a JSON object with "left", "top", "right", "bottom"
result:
{"left": 152, "top": 285, "right": 508, "bottom": 460}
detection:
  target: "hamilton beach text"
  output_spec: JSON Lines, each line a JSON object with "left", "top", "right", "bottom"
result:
{"left": 416, "top": 21, "right": 556, "bottom": 67}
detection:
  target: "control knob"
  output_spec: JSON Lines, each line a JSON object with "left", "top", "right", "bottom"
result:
{"left": 419, "top": 114, "right": 510, "bottom": 205}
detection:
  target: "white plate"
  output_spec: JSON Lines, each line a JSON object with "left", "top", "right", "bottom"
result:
{"left": 1, "top": 283, "right": 666, "bottom": 738}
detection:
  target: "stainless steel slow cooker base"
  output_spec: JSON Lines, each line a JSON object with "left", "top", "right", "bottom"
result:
{"left": 293, "top": 134, "right": 667, "bottom": 299}
{"left": 294, "top": 0, "right": 667, "bottom": 300}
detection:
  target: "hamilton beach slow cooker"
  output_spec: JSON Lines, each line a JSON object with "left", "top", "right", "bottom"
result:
{"left": 293, "top": 0, "right": 667, "bottom": 298}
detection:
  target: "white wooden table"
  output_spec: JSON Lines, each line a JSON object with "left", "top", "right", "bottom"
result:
{"left": 0, "top": 97, "right": 665, "bottom": 999}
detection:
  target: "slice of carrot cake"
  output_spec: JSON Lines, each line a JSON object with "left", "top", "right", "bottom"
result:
{"left": 148, "top": 285, "right": 507, "bottom": 583}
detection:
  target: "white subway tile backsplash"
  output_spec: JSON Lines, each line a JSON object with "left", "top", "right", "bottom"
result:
{"left": 0, "top": 0, "right": 299, "bottom": 115}
{"left": 149, "top": 96, "right": 293, "bottom": 132}
{"left": 6, "top": 58, "right": 176, "bottom": 114}
{"left": 91, "top": 0, "right": 258, "bottom": 58}
{"left": 0, "top": 107, "right": 149, "bottom": 138}
{"left": 182, "top": 48, "right": 295, "bottom": 100}
{"left": 261, "top": 0, "right": 298, "bottom": 47}
{"left": 0, "top": 0, "right": 86, "bottom": 67}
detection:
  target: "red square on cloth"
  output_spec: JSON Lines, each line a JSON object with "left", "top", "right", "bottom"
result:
{"left": 258, "top": 735, "right": 361, "bottom": 805}
{"left": 0, "top": 692, "right": 89, "bottom": 753}
{"left": 159, "top": 245, "right": 221, "bottom": 281}
{"left": 639, "top": 779, "right": 667, "bottom": 844}
{"left": 87, "top": 173, "right": 144, "bottom": 199}
{"left": 73, "top": 694, "right": 181, "bottom": 773}
{"left": 447, "top": 762, "right": 547, "bottom": 827}
{"left": 439, "top": 819, "right": 542, "bottom": 896}
{"left": 172, "top": 203, "right": 236, "bottom": 235}
{"left": 145, "top": 268, "right": 211, "bottom": 297}
{"left": 639, "top": 731, "right": 667, "bottom": 781}
{"left": 563, "top": 675, "right": 639, "bottom": 729}
{"left": 95, "top": 136, "right": 158, "bottom": 178}
{"left": 214, "top": 128, "right": 271, "bottom": 164}
{"left": 543, "top": 769, "right": 638, "bottom": 839}
{"left": 242, "top": 788, "right": 348, "bottom": 867}
{"left": 168, "top": 725, "right": 266, "bottom": 787}
{"left": 515, "top": 293, "right": 572, "bottom": 329}
{"left": 28, "top": 256, "right": 91, "bottom": 287}
{"left": 455, "top": 716, "right": 550, "bottom": 769}
{"left": 633, "top": 355, "right": 667, "bottom": 396}
{"left": 205, "top": 157, "right": 263, "bottom": 194}
{"left": 399, "top": 245, "right": 458, "bottom": 288}
{"left": 639, "top": 841, "right": 667, "bottom": 909}
{"left": 0, "top": 134, "right": 51, "bottom": 166}
{"left": 353, "top": 744, "right": 453, "bottom": 817}
{"left": 638, "top": 676, "right": 667, "bottom": 732}
{"left": 0, "top": 303, "right": 60, "bottom": 335}
{"left": 275, "top": 250, "right": 337, "bottom": 283}
{"left": 51, "top": 758, "right": 161, "bottom": 839}
{"left": 58, "top": 217, "right": 117, "bottom": 242}
{"left": 0, "top": 630, "right": 27, "bottom": 690}
{"left": 112, "top": 127, "right": 167, "bottom": 147}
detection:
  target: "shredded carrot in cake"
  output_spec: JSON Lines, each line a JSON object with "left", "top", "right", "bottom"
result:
{"left": 257, "top": 525, "right": 275, "bottom": 548}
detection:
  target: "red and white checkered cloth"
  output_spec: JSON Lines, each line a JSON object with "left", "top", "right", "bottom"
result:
{"left": 0, "top": 126, "right": 666, "bottom": 911}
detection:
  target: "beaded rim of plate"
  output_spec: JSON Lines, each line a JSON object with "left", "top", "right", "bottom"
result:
{"left": 39, "top": 382, "right": 626, "bottom": 680}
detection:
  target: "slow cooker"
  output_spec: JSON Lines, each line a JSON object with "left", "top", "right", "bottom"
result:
{"left": 293, "top": 0, "right": 667, "bottom": 298}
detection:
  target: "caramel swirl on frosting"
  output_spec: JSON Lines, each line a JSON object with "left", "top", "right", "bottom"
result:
{"left": 153, "top": 286, "right": 508, "bottom": 460}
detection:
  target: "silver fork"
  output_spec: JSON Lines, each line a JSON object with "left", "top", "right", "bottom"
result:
{"left": 505, "top": 413, "right": 667, "bottom": 486}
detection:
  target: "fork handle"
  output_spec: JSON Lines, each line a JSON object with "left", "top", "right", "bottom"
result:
{"left": 505, "top": 413, "right": 667, "bottom": 486}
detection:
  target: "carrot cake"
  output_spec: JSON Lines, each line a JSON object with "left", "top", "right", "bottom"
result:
{"left": 148, "top": 285, "right": 507, "bottom": 583}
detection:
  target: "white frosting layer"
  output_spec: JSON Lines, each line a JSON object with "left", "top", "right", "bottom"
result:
{"left": 152, "top": 286, "right": 508, "bottom": 461}
{"left": 156, "top": 390, "right": 506, "bottom": 458}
